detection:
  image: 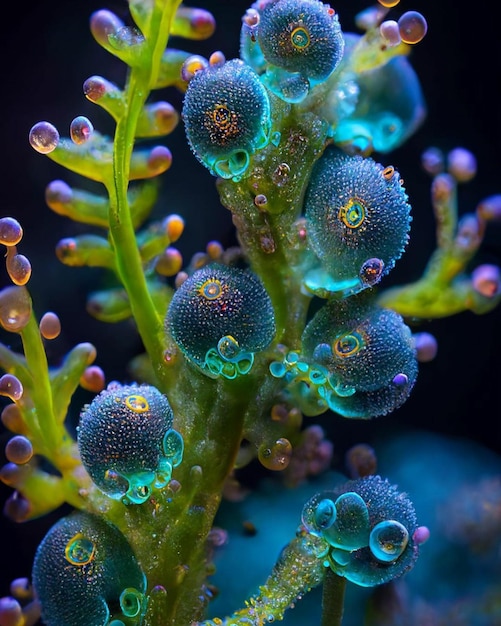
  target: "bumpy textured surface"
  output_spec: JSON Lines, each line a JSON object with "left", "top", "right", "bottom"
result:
{"left": 182, "top": 58, "right": 271, "bottom": 178}
{"left": 301, "top": 294, "right": 418, "bottom": 417}
{"left": 270, "top": 293, "right": 417, "bottom": 418}
{"left": 302, "top": 475, "right": 418, "bottom": 586}
{"left": 241, "top": 0, "right": 345, "bottom": 102}
{"left": 32, "top": 511, "right": 146, "bottom": 626}
{"left": 166, "top": 263, "right": 276, "bottom": 377}
{"left": 257, "top": 0, "right": 344, "bottom": 80}
{"left": 77, "top": 382, "right": 183, "bottom": 503}
{"left": 304, "top": 147, "right": 411, "bottom": 297}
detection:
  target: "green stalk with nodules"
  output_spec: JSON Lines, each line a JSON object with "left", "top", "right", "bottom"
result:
{"left": 216, "top": 106, "right": 328, "bottom": 347}
{"left": 106, "top": 0, "right": 181, "bottom": 393}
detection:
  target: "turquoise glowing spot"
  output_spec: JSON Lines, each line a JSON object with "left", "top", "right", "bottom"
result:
{"left": 182, "top": 58, "right": 271, "bottom": 179}
{"left": 77, "top": 382, "right": 182, "bottom": 504}
{"left": 369, "top": 520, "right": 409, "bottom": 562}
{"left": 323, "top": 492, "right": 370, "bottom": 551}
{"left": 314, "top": 498, "right": 337, "bottom": 530}
{"left": 291, "top": 26, "right": 310, "bottom": 49}
{"left": 166, "top": 264, "right": 275, "bottom": 378}
{"left": 304, "top": 147, "right": 411, "bottom": 297}
{"left": 338, "top": 198, "right": 365, "bottom": 229}
{"left": 32, "top": 512, "right": 147, "bottom": 626}
{"left": 120, "top": 588, "right": 144, "bottom": 618}
{"left": 330, "top": 46, "right": 426, "bottom": 154}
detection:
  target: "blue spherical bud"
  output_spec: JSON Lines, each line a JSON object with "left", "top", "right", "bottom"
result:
{"left": 165, "top": 264, "right": 276, "bottom": 378}
{"left": 301, "top": 294, "right": 418, "bottom": 418}
{"left": 253, "top": 0, "right": 344, "bottom": 102}
{"left": 182, "top": 58, "right": 271, "bottom": 179}
{"left": 302, "top": 475, "right": 418, "bottom": 586}
{"left": 304, "top": 147, "right": 412, "bottom": 297}
{"left": 258, "top": 0, "right": 344, "bottom": 80}
{"left": 32, "top": 511, "right": 147, "bottom": 626}
{"left": 77, "top": 382, "right": 183, "bottom": 504}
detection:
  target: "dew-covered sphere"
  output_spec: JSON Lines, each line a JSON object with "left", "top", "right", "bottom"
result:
{"left": 165, "top": 264, "right": 276, "bottom": 378}
{"left": 304, "top": 147, "right": 411, "bottom": 296}
{"left": 257, "top": 0, "right": 344, "bottom": 83}
{"left": 77, "top": 382, "right": 183, "bottom": 504}
{"left": 301, "top": 294, "right": 417, "bottom": 418}
{"left": 182, "top": 58, "right": 271, "bottom": 179}
{"left": 302, "top": 475, "right": 418, "bottom": 586}
{"left": 32, "top": 511, "right": 147, "bottom": 626}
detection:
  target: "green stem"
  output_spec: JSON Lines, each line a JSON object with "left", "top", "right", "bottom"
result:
{"left": 106, "top": 2, "right": 181, "bottom": 390}
{"left": 198, "top": 531, "right": 326, "bottom": 625}
{"left": 20, "top": 314, "right": 75, "bottom": 466}
{"left": 321, "top": 569, "right": 346, "bottom": 626}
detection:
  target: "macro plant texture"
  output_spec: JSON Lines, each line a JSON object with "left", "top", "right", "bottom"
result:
{"left": 1, "top": 0, "right": 501, "bottom": 625}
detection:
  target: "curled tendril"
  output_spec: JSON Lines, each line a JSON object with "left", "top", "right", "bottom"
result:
{"left": 302, "top": 475, "right": 419, "bottom": 586}
{"left": 77, "top": 382, "right": 183, "bottom": 504}
{"left": 303, "top": 147, "right": 411, "bottom": 297}
{"left": 165, "top": 264, "right": 276, "bottom": 379}
{"left": 32, "top": 511, "right": 147, "bottom": 626}
{"left": 182, "top": 58, "right": 271, "bottom": 180}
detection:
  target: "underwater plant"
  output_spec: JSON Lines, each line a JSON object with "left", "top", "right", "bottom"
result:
{"left": 1, "top": 0, "right": 500, "bottom": 625}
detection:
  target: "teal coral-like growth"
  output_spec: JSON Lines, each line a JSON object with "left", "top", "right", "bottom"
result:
{"left": 0, "top": 0, "right": 500, "bottom": 625}
{"left": 77, "top": 382, "right": 183, "bottom": 504}
{"left": 165, "top": 264, "right": 276, "bottom": 378}
{"left": 32, "top": 512, "right": 147, "bottom": 626}
{"left": 302, "top": 475, "right": 419, "bottom": 586}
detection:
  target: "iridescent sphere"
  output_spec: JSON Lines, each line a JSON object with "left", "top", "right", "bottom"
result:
{"left": 398, "top": 10, "right": 427, "bottom": 45}
{"left": 32, "top": 512, "right": 147, "bottom": 626}
{"left": 182, "top": 58, "right": 271, "bottom": 179}
{"left": 77, "top": 382, "right": 183, "bottom": 504}
{"left": 165, "top": 264, "right": 276, "bottom": 378}
{"left": 256, "top": 0, "right": 344, "bottom": 100}
{"left": 304, "top": 147, "right": 411, "bottom": 296}
{"left": 301, "top": 294, "right": 418, "bottom": 418}
{"left": 302, "top": 475, "right": 418, "bottom": 586}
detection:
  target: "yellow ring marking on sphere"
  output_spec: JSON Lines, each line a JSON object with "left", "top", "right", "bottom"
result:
{"left": 333, "top": 331, "right": 364, "bottom": 357}
{"left": 125, "top": 394, "right": 150, "bottom": 413}
{"left": 338, "top": 197, "right": 366, "bottom": 229}
{"left": 199, "top": 278, "right": 223, "bottom": 300}
{"left": 291, "top": 26, "right": 310, "bottom": 49}
{"left": 65, "top": 533, "right": 95, "bottom": 566}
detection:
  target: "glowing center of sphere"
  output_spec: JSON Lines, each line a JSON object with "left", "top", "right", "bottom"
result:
{"left": 200, "top": 279, "right": 223, "bottom": 300}
{"left": 210, "top": 104, "right": 239, "bottom": 139}
{"left": 333, "top": 331, "right": 364, "bottom": 357}
{"left": 125, "top": 395, "right": 150, "bottom": 413}
{"left": 64, "top": 533, "right": 95, "bottom": 566}
{"left": 339, "top": 198, "right": 366, "bottom": 229}
{"left": 291, "top": 25, "right": 310, "bottom": 49}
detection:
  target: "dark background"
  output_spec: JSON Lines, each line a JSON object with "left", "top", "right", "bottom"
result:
{"left": 1, "top": 0, "right": 500, "bottom": 600}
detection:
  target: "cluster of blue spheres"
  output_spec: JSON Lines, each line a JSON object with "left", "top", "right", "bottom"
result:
{"left": 302, "top": 475, "right": 419, "bottom": 586}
